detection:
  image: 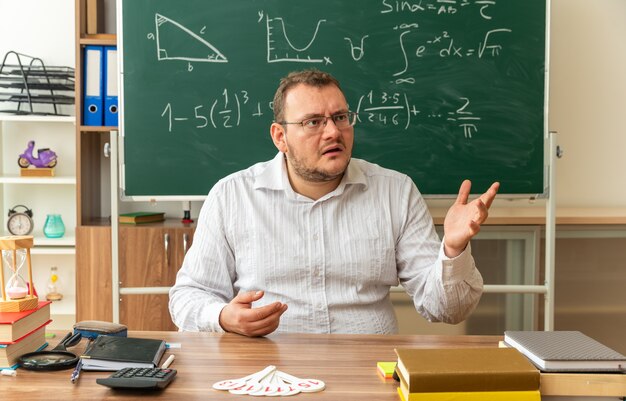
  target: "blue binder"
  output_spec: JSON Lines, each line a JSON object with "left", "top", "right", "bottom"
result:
{"left": 104, "top": 46, "right": 118, "bottom": 127}
{"left": 83, "top": 45, "right": 104, "bottom": 126}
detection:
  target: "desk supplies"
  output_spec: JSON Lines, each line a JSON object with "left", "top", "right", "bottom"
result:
{"left": 96, "top": 367, "right": 177, "bottom": 390}
{"left": 70, "top": 358, "right": 83, "bottom": 383}
{"left": 160, "top": 354, "right": 174, "bottom": 369}
{"left": 18, "top": 331, "right": 81, "bottom": 371}
{"left": 3, "top": 332, "right": 626, "bottom": 400}
{"left": 394, "top": 348, "right": 540, "bottom": 393}
{"left": 376, "top": 361, "right": 396, "bottom": 379}
{"left": 212, "top": 365, "right": 325, "bottom": 396}
{"left": 0, "top": 51, "right": 75, "bottom": 117}
{"left": 504, "top": 330, "right": 626, "bottom": 372}
{"left": 80, "top": 335, "right": 166, "bottom": 371}
{"left": 73, "top": 320, "right": 128, "bottom": 339}
{"left": 71, "top": 334, "right": 99, "bottom": 383}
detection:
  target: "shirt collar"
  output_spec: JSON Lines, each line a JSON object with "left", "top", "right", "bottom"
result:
{"left": 341, "top": 157, "right": 367, "bottom": 188}
{"left": 253, "top": 151, "right": 368, "bottom": 195}
{"left": 253, "top": 152, "right": 288, "bottom": 191}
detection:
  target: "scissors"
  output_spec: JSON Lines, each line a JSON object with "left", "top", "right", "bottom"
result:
{"left": 18, "top": 332, "right": 82, "bottom": 371}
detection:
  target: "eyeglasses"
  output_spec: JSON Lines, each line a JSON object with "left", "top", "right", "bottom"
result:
{"left": 279, "top": 111, "right": 357, "bottom": 134}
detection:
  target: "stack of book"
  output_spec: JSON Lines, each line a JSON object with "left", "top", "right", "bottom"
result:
{"left": 0, "top": 301, "right": 51, "bottom": 368}
{"left": 394, "top": 348, "right": 540, "bottom": 401}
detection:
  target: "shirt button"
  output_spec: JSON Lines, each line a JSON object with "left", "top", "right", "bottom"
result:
{"left": 313, "top": 234, "right": 319, "bottom": 240}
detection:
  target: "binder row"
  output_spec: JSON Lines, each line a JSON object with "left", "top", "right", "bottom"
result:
{"left": 83, "top": 45, "right": 118, "bottom": 126}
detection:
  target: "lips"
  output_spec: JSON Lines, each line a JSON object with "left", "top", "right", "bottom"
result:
{"left": 321, "top": 144, "right": 344, "bottom": 155}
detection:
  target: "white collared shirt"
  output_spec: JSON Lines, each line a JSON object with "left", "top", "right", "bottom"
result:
{"left": 169, "top": 152, "right": 483, "bottom": 334}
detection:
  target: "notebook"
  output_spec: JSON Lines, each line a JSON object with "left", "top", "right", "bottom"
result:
{"left": 80, "top": 335, "right": 167, "bottom": 371}
{"left": 118, "top": 212, "right": 165, "bottom": 224}
{"left": 504, "top": 331, "right": 626, "bottom": 372}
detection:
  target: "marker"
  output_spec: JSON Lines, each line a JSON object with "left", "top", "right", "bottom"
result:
{"left": 161, "top": 354, "right": 175, "bottom": 369}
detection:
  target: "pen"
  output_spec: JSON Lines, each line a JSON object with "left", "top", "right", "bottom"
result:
{"left": 70, "top": 359, "right": 83, "bottom": 384}
{"left": 161, "top": 354, "right": 175, "bottom": 369}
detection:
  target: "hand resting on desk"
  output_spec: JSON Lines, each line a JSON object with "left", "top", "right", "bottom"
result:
{"left": 219, "top": 290, "right": 288, "bottom": 337}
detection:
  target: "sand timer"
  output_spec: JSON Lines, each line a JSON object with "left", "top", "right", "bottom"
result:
{"left": 0, "top": 236, "right": 38, "bottom": 312}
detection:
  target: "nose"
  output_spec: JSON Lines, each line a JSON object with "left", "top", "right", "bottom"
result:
{"left": 321, "top": 117, "right": 342, "bottom": 138}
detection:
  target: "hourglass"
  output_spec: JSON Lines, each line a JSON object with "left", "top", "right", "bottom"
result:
{"left": 0, "top": 236, "right": 38, "bottom": 312}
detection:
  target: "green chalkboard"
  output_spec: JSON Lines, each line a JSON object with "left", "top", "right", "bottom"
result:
{"left": 120, "top": 0, "right": 547, "bottom": 198}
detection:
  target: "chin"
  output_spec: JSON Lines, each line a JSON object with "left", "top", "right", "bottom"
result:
{"left": 322, "top": 159, "right": 350, "bottom": 177}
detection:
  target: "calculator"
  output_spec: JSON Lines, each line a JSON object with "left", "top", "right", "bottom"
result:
{"left": 96, "top": 367, "right": 177, "bottom": 390}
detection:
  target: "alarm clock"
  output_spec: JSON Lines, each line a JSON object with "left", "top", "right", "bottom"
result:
{"left": 7, "top": 205, "right": 34, "bottom": 236}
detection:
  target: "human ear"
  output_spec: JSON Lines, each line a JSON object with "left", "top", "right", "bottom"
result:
{"left": 270, "top": 122, "right": 288, "bottom": 153}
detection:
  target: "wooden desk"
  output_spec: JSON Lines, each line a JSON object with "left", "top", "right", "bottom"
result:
{"left": 2, "top": 332, "right": 624, "bottom": 400}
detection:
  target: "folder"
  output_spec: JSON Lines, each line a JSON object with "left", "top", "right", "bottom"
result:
{"left": 83, "top": 45, "right": 104, "bottom": 126}
{"left": 104, "top": 46, "right": 118, "bottom": 127}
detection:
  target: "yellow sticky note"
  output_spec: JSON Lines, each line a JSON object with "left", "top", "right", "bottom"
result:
{"left": 376, "top": 361, "right": 396, "bottom": 379}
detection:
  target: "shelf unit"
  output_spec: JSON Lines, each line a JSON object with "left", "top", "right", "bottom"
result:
{"left": 0, "top": 114, "right": 77, "bottom": 328}
{"left": 74, "top": 18, "right": 116, "bottom": 224}
{"left": 0, "top": 115, "right": 75, "bottom": 123}
{"left": 73, "top": 1, "right": 201, "bottom": 329}
{"left": 0, "top": 176, "right": 76, "bottom": 184}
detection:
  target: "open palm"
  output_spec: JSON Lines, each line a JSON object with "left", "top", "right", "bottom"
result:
{"left": 443, "top": 180, "right": 500, "bottom": 257}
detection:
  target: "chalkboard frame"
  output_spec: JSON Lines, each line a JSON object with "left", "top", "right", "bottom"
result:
{"left": 118, "top": 0, "right": 550, "bottom": 201}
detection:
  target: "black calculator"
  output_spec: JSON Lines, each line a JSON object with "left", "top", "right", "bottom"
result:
{"left": 96, "top": 367, "right": 177, "bottom": 390}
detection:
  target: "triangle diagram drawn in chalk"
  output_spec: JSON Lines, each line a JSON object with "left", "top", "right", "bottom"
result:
{"left": 155, "top": 13, "right": 228, "bottom": 63}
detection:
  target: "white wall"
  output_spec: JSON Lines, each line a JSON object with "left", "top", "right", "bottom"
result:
{"left": 0, "top": 0, "right": 74, "bottom": 67}
{"left": 0, "top": 0, "right": 75, "bottom": 116}
{"left": 549, "top": 0, "right": 626, "bottom": 209}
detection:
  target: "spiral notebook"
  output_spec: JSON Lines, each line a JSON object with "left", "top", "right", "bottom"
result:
{"left": 504, "top": 331, "right": 626, "bottom": 372}
{"left": 80, "top": 335, "right": 166, "bottom": 371}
